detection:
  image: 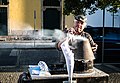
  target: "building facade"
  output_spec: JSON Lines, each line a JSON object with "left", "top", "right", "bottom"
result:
{"left": 0, "top": 0, "right": 65, "bottom": 36}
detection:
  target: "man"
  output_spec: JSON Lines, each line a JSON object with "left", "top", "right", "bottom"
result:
{"left": 56, "top": 15, "right": 98, "bottom": 73}
{"left": 57, "top": 14, "right": 98, "bottom": 54}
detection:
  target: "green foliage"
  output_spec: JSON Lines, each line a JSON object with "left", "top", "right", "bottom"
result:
{"left": 63, "top": 0, "right": 120, "bottom": 15}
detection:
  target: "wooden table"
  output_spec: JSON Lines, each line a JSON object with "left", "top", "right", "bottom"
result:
{"left": 27, "top": 67, "right": 109, "bottom": 83}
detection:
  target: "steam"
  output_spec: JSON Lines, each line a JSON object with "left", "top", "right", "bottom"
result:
{"left": 9, "top": 24, "right": 88, "bottom": 42}
{"left": 23, "top": 29, "right": 67, "bottom": 41}
{"left": 67, "top": 33, "right": 88, "bottom": 42}
{"left": 32, "top": 29, "right": 66, "bottom": 41}
{"left": 9, "top": 19, "right": 67, "bottom": 42}
{"left": 52, "top": 29, "right": 66, "bottom": 41}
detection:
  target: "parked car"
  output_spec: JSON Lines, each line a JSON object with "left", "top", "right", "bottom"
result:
{"left": 84, "top": 27, "right": 120, "bottom": 63}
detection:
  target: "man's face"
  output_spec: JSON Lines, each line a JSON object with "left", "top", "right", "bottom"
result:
{"left": 74, "top": 20, "right": 85, "bottom": 33}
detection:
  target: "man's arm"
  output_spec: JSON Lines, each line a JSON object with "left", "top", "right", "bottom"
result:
{"left": 85, "top": 32, "right": 98, "bottom": 53}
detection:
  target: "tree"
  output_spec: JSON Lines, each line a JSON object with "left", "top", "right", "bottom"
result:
{"left": 63, "top": 0, "right": 120, "bottom": 16}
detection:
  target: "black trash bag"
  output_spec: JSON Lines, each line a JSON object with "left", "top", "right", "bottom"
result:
{"left": 18, "top": 72, "right": 31, "bottom": 83}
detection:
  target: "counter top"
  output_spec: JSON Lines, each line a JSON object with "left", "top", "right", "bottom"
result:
{"left": 29, "top": 67, "right": 109, "bottom": 80}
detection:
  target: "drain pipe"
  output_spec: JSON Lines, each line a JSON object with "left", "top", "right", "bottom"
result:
{"left": 34, "top": 10, "right": 36, "bottom": 47}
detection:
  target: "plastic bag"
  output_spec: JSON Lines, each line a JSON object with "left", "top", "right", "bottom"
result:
{"left": 38, "top": 61, "right": 49, "bottom": 71}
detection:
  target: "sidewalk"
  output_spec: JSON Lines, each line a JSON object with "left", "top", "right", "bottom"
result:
{"left": 0, "top": 64, "right": 120, "bottom": 83}
{"left": 95, "top": 64, "right": 120, "bottom": 83}
{"left": 0, "top": 66, "right": 27, "bottom": 83}
{"left": 0, "top": 72, "right": 22, "bottom": 83}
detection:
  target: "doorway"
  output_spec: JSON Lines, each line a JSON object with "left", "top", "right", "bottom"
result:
{"left": 42, "top": 0, "right": 61, "bottom": 30}
{"left": 43, "top": 8, "right": 60, "bottom": 30}
{"left": 0, "top": 7, "right": 8, "bottom": 35}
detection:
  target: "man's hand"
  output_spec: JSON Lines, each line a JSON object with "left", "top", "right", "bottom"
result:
{"left": 57, "top": 37, "right": 71, "bottom": 49}
{"left": 91, "top": 44, "right": 98, "bottom": 52}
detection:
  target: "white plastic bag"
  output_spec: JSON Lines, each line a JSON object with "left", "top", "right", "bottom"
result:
{"left": 38, "top": 61, "right": 49, "bottom": 71}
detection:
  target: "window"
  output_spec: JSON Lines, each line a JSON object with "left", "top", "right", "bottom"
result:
{"left": 43, "top": 0, "right": 60, "bottom": 6}
{"left": 0, "top": 0, "right": 8, "bottom": 5}
{"left": 0, "top": 0, "right": 8, "bottom": 35}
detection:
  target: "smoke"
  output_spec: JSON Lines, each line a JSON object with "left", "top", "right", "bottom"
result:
{"left": 33, "top": 29, "right": 87, "bottom": 42}
{"left": 52, "top": 29, "right": 66, "bottom": 41}
{"left": 67, "top": 33, "right": 88, "bottom": 42}
{"left": 31, "top": 29, "right": 67, "bottom": 42}
{"left": 25, "top": 29, "right": 66, "bottom": 41}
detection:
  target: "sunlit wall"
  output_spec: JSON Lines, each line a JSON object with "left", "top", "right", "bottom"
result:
{"left": 8, "top": 0, "right": 41, "bottom": 32}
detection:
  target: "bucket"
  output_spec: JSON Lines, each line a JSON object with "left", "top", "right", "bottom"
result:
{"left": 70, "top": 38, "right": 95, "bottom": 60}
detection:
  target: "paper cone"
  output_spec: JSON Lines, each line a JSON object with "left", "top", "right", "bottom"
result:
{"left": 60, "top": 38, "right": 74, "bottom": 83}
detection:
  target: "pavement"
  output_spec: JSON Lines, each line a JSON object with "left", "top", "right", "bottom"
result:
{"left": 95, "top": 64, "right": 120, "bottom": 83}
{"left": 0, "top": 64, "right": 120, "bottom": 83}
